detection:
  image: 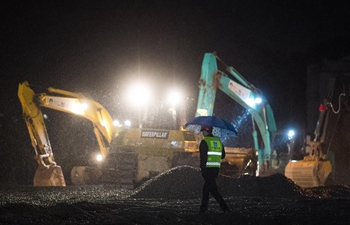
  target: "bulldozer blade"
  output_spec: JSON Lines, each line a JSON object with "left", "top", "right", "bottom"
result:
{"left": 285, "top": 160, "right": 332, "bottom": 188}
{"left": 33, "top": 165, "right": 66, "bottom": 186}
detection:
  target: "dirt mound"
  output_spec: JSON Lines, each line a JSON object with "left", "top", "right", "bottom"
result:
{"left": 131, "top": 166, "right": 203, "bottom": 199}
{"left": 2, "top": 166, "right": 350, "bottom": 224}
{"left": 130, "top": 166, "right": 303, "bottom": 199}
{"left": 302, "top": 184, "right": 350, "bottom": 198}
{"left": 218, "top": 173, "right": 303, "bottom": 198}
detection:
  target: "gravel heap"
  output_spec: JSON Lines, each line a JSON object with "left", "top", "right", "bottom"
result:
{"left": 218, "top": 173, "right": 303, "bottom": 198}
{"left": 0, "top": 185, "right": 133, "bottom": 206}
{"left": 130, "top": 166, "right": 303, "bottom": 199}
{"left": 302, "top": 184, "right": 350, "bottom": 198}
{"left": 131, "top": 166, "right": 203, "bottom": 199}
{"left": 1, "top": 166, "right": 350, "bottom": 207}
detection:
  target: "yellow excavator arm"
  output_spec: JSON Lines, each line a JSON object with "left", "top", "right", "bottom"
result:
{"left": 18, "top": 81, "right": 118, "bottom": 186}
{"left": 285, "top": 78, "right": 345, "bottom": 188}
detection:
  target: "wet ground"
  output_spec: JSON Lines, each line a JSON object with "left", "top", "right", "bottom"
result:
{"left": 1, "top": 166, "right": 350, "bottom": 224}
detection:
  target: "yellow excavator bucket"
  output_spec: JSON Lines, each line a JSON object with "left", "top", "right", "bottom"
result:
{"left": 285, "top": 160, "right": 332, "bottom": 188}
{"left": 33, "top": 166, "right": 66, "bottom": 186}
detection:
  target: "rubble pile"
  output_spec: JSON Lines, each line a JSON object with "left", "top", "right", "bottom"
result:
{"left": 1, "top": 166, "right": 350, "bottom": 225}
{"left": 218, "top": 173, "right": 303, "bottom": 198}
{"left": 130, "top": 166, "right": 303, "bottom": 199}
{"left": 302, "top": 184, "right": 350, "bottom": 198}
{"left": 131, "top": 166, "right": 203, "bottom": 199}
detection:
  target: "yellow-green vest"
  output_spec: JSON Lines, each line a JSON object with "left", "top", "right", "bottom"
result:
{"left": 203, "top": 136, "right": 222, "bottom": 168}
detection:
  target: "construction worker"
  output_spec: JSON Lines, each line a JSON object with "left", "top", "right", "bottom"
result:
{"left": 199, "top": 125, "right": 231, "bottom": 213}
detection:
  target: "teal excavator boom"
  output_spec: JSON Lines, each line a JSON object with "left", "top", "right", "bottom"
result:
{"left": 196, "top": 52, "right": 277, "bottom": 174}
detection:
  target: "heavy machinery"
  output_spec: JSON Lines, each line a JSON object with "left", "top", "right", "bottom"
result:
{"left": 285, "top": 77, "right": 347, "bottom": 188}
{"left": 18, "top": 81, "right": 118, "bottom": 186}
{"left": 195, "top": 52, "right": 277, "bottom": 176}
{"left": 196, "top": 53, "right": 350, "bottom": 187}
{"left": 101, "top": 128, "right": 200, "bottom": 188}
{"left": 22, "top": 53, "right": 345, "bottom": 188}
{"left": 18, "top": 81, "right": 200, "bottom": 187}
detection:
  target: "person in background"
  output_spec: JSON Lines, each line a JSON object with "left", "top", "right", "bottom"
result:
{"left": 199, "top": 125, "right": 231, "bottom": 213}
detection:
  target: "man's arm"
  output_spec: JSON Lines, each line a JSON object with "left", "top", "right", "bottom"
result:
{"left": 221, "top": 143, "right": 226, "bottom": 159}
{"left": 199, "top": 140, "right": 208, "bottom": 169}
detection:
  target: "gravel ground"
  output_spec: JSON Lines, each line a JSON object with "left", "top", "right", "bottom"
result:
{"left": 1, "top": 166, "right": 350, "bottom": 224}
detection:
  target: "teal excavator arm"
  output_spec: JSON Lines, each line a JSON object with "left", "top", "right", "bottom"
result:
{"left": 196, "top": 53, "right": 277, "bottom": 172}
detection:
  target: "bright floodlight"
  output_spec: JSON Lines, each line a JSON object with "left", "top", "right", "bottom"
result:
{"left": 246, "top": 98, "right": 256, "bottom": 108}
{"left": 167, "top": 91, "right": 181, "bottom": 106}
{"left": 113, "top": 120, "right": 120, "bottom": 127}
{"left": 128, "top": 83, "right": 151, "bottom": 106}
{"left": 124, "top": 120, "right": 131, "bottom": 127}
{"left": 245, "top": 96, "right": 263, "bottom": 109}
{"left": 81, "top": 103, "right": 88, "bottom": 110}
{"left": 288, "top": 130, "right": 295, "bottom": 139}
{"left": 96, "top": 154, "right": 103, "bottom": 162}
{"left": 255, "top": 97, "right": 262, "bottom": 104}
{"left": 72, "top": 101, "right": 88, "bottom": 114}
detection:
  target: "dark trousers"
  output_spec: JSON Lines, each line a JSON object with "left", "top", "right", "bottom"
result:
{"left": 200, "top": 168, "right": 228, "bottom": 211}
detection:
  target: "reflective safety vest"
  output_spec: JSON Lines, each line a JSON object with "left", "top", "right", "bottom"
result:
{"left": 203, "top": 136, "right": 223, "bottom": 168}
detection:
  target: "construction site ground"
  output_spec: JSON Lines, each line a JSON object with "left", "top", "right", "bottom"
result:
{"left": 1, "top": 166, "right": 350, "bottom": 225}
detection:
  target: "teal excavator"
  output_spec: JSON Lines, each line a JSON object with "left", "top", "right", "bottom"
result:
{"left": 195, "top": 52, "right": 277, "bottom": 175}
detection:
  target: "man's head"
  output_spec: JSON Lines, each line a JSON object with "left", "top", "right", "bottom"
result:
{"left": 201, "top": 126, "right": 213, "bottom": 136}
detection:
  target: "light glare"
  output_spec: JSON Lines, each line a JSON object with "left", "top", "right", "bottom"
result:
{"left": 288, "top": 130, "right": 295, "bottom": 139}
{"left": 255, "top": 97, "right": 262, "bottom": 104}
{"left": 167, "top": 91, "right": 181, "bottom": 106}
{"left": 96, "top": 154, "right": 103, "bottom": 162}
{"left": 72, "top": 102, "right": 86, "bottom": 114}
{"left": 246, "top": 98, "right": 256, "bottom": 108}
{"left": 128, "top": 83, "right": 151, "bottom": 106}
{"left": 125, "top": 120, "right": 131, "bottom": 127}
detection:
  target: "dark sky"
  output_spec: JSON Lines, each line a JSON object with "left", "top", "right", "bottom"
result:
{"left": 2, "top": 1, "right": 350, "bottom": 123}
{"left": 1, "top": 1, "right": 350, "bottom": 183}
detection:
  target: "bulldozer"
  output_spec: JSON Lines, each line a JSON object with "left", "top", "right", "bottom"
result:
{"left": 18, "top": 81, "right": 204, "bottom": 187}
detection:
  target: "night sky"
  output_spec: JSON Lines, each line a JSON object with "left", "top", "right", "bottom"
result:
{"left": 1, "top": 1, "right": 350, "bottom": 184}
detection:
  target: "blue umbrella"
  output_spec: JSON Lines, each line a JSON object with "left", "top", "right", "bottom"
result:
{"left": 185, "top": 116, "right": 237, "bottom": 138}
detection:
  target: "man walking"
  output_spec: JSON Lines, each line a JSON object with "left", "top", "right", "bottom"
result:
{"left": 199, "top": 125, "right": 230, "bottom": 213}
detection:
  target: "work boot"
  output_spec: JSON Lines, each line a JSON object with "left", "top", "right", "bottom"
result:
{"left": 221, "top": 204, "right": 231, "bottom": 213}
{"left": 223, "top": 208, "right": 231, "bottom": 213}
{"left": 199, "top": 206, "right": 207, "bottom": 213}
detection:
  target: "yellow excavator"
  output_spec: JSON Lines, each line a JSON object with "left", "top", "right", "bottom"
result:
{"left": 285, "top": 77, "right": 346, "bottom": 188}
{"left": 18, "top": 81, "right": 200, "bottom": 187}
{"left": 18, "top": 81, "right": 118, "bottom": 186}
